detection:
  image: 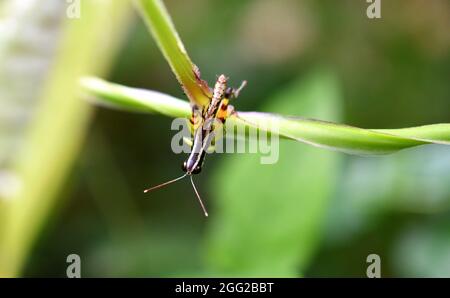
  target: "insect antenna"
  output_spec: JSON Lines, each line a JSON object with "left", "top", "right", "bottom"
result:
{"left": 233, "top": 80, "right": 247, "bottom": 98}
{"left": 190, "top": 175, "right": 209, "bottom": 217}
{"left": 143, "top": 173, "right": 187, "bottom": 193}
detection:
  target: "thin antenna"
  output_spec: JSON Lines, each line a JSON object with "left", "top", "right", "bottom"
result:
{"left": 234, "top": 80, "right": 247, "bottom": 98}
{"left": 190, "top": 175, "right": 209, "bottom": 217}
{"left": 143, "top": 174, "right": 187, "bottom": 193}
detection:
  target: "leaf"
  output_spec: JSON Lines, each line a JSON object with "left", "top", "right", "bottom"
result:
{"left": 81, "top": 76, "right": 450, "bottom": 156}
{"left": 134, "top": 0, "right": 211, "bottom": 106}
{"left": 230, "top": 112, "right": 450, "bottom": 155}
{"left": 80, "top": 77, "right": 190, "bottom": 118}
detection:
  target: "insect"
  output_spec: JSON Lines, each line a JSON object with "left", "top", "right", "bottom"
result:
{"left": 144, "top": 74, "right": 247, "bottom": 217}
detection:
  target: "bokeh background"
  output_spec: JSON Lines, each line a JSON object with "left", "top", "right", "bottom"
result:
{"left": 1, "top": 0, "right": 449, "bottom": 277}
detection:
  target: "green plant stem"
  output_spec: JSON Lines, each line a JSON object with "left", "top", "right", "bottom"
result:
{"left": 81, "top": 77, "right": 450, "bottom": 155}
{"left": 0, "top": 2, "right": 132, "bottom": 277}
{"left": 134, "top": 0, "right": 210, "bottom": 106}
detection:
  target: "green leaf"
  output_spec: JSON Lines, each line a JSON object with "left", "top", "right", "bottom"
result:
{"left": 134, "top": 0, "right": 211, "bottom": 106}
{"left": 81, "top": 76, "right": 450, "bottom": 156}
{"left": 80, "top": 77, "right": 190, "bottom": 118}
{"left": 231, "top": 113, "right": 450, "bottom": 155}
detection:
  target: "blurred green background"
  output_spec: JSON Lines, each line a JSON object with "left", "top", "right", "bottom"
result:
{"left": 0, "top": 0, "right": 449, "bottom": 277}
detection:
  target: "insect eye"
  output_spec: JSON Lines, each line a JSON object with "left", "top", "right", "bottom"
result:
{"left": 181, "top": 161, "right": 187, "bottom": 172}
{"left": 192, "top": 166, "right": 202, "bottom": 175}
{"left": 224, "top": 87, "right": 233, "bottom": 99}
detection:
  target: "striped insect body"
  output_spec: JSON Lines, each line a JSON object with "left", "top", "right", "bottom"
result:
{"left": 144, "top": 74, "right": 247, "bottom": 217}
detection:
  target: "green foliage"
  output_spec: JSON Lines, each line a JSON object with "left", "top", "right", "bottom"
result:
{"left": 0, "top": 1, "right": 132, "bottom": 277}
{"left": 234, "top": 114, "right": 450, "bottom": 155}
{"left": 81, "top": 77, "right": 190, "bottom": 118}
{"left": 134, "top": 0, "right": 210, "bottom": 106}
{"left": 2, "top": 0, "right": 447, "bottom": 277}
{"left": 81, "top": 76, "right": 450, "bottom": 155}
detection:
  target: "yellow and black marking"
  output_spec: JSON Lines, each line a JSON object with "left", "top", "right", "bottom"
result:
{"left": 183, "top": 75, "right": 246, "bottom": 176}
{"left": 216, "top": 98, "right": 229, "bottom": 123}
{"left": 188, "top": 105, "right": 203, "bottom": 135}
